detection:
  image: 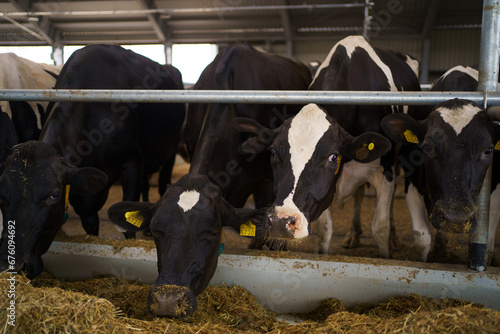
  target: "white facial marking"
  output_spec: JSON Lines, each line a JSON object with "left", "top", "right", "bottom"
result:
{"left": 275, "top": 103, "right": 331, "bottom": 238}
{"left": 178, "top": 190, "right": 200, "bottom": 213}
{"left": 437, "top": 103, "right": 482, "bottom": 136}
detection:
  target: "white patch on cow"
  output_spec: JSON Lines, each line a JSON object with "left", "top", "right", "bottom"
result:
{"left": 310, "top": 36, "right": 361, "bottom": 86}
{"left": 437, "top": 103, "right": 482, "bottom": 136}
{"left": 406, "top": 183, "right": 431, "bottom": 261}
{"left": 405, "top": 55, "right": 420, "bottom": 78}
{"left": 443, "top": 65, "right": 478, "bottom": 82}
{"left": 310, "top": 36, "right": 398, "bottom": 112}
{"left": 275, "top": 103, "right": 330, "bottom": 238}
{"left": 178, "top": 190, "right": 200, "bottom": 213}
{"left": 0, "top": 53, "right": 61, "bottom": 129}
{"left": 114, "top": 224, "right": 128, "bottom": 233}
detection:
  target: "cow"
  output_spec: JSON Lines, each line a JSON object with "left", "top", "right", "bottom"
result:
{"left": 0, "top": 53, "right": 61, "bottom": 144}
{"left": 0, "top": 141, "right": 108, "bottom": 278}
{"left": 382, "top": 65, "right": 500, "bottom": 264}
{"left": 235, "top": 103, "right": 391, "bottom": 243}
{"left": 382, "top": 98, "right": 499, "bottom": 264}
{"left": 305, "top": 35, "right": 421, "bottom": 258}
{"left": 108, "top": 173, "right": 263, "bottom": 317}
{"left": 183, "top": 44, "right": 312, "bottom": 248}
{"left": 0, "top": 44, "right": 185, "bottom": 278}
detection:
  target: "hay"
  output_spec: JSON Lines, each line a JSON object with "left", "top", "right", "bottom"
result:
{"left": 2, "top": 272, "right": 499, "bottom": 334}
{"left": 53, "top": 233, "right": 156, "bottom": 252}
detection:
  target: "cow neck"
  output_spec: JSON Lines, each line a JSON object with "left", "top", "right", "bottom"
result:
{"left": 189, "top": 103, "right": 235, "bottom": 175}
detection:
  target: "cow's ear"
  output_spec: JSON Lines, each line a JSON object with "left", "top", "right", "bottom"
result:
{"left": 381, "top": 113, "right": 425, "bottom": 145}
{"left": 342, "top": 132, "right": 392, "bottom": 163}
{"left": 234, "top": 117, "right": 277, "bottom": 154}
{"left": 493, "top": 121, "right": 500, "bottom": 151}
{"left": 68, "top": 167, "right": 108, "bottom": 195}
{"left": 108, "top": 201, "right": 155, "bottom": 232}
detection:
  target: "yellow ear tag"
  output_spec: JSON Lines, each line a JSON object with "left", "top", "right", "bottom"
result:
{"left": 64, "top": 185, "right": 71, "bottom": 212}
{"left": 403, "top": 129, "right": 419, "bottom": 144}
{"left": 335, "top": 155, "right": 342, "bottom": 175}
{"left": 368, "top": 142, "right": 374, "bottom": 151}
{"left": 495, "top": 140, "right": 500, "bottom": 151}
{"left": 125, "top": 211, "right": 144, "bottom": 228}
{"left": 240, "top": 220, "right": 256, "bottom": 237}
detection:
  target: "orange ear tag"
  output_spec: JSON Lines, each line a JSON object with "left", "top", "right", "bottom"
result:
{"left": 240, "top": 220, "right": 256, "bottom": 237}
{"left": 64, "top": 185, "right": 71, "bottom": 212}
{"left": 125, "top": 211, "right": 144, "bottom": 228}
{"left": 495, "top": 140, "right": 500, "bottom": 151}
{"left": 404, "top": 129, "right": 419, "bottom": 144}
{"left": 335, "top": 155, "right": 342, "bottom": 175}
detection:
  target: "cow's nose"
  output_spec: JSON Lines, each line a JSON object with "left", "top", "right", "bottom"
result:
{"left": 431, "top": 200, "right": 476, "bottom": 233}
{"left": 285, "top": 216, "right": 299, "bottom": 231}
{"left": 148, "top": 285, "right": 196, "bottom": 317}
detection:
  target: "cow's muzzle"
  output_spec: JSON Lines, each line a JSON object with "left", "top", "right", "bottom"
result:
{"left": 430, "top": 200, "right": 477, "bottom": 233}
{"left": 265, "top": 208, "right": 301, "bottom": 239}
{"left": 0, "top": 253, "right": 44, "bottom": 279}
{"left": 148, "top": 284, "right": 196, "bottom": 317}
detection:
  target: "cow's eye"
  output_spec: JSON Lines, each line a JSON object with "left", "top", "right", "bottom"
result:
{"left": 328, "top": 154, "right": 338, "bottom": 163}
{"left": 482, "top": 147, "right": 494, "bottom": 158}
{"left": 270, "top": 148, "right": 276, "bottom": 157}
{"left": 50, "top": 191, "right": 61, "bottom": 201}
{"left": 421, "top": 143, "right": 432, "bottom": 154}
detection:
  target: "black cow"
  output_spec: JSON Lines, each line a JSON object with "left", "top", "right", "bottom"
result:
{"left": 108, "top": 173, "right": 261, "bottom": 317}
{"left": 236, "top": 103, "right": 391, "bottom": 241}
{"left": 0, "top": 45, "right": 185, "bottom": 278}
{"left": 0, "top": 141, "right": 107, "bottom": 278}
{"left": 184, "top": 44, "right": 311, "bottom": 246}
{"left": 0, "top": 111, "right": 18, "bottom": 164}
{"left": 301, "top": 35, "right": 421, "bottom": 257}
{"left": 382, "top": 65, "right": 500, "bottom": 264}
{"left": 41, "top": 44, "right": 185, "bottom": 235}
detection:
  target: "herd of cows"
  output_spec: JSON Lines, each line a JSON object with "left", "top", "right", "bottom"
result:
{"left": 0, "top": 36, "right": 499, "bottom": 317}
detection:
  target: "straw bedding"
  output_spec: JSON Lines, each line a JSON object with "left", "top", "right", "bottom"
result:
{"left": 1, "top": 272, "right": 499, "bottom": 334}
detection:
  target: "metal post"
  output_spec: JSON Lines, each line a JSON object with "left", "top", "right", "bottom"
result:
{"left": 470, "top": 0, "right": 500, "bottom": 271}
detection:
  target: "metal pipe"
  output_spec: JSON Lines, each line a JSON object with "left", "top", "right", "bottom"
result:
{"left": 1, "top": 89, "right": 500, "bottom": 106}
{"left": 470, "top": 0, "right": 500, "bottom": 272}
{"left": 0, "top": 15, "right": 46, "bottom": 41}
{"left": 0, "top": 4, "right": 366, "bottom": 18}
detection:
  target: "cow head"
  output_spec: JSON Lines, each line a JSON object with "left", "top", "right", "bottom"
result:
{"left": 108, "top": 173, "right": 261, "bottom": 317}
{"left": 0, "top": 141, "right": 108, "bottom": 278}
{"left": 382, "top": 99, "right": 496, "bottom": 233}
{"left": 235, "top": 103, "right": 391, "bottom": 241}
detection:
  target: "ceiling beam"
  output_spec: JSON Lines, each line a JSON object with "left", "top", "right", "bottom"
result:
{"left": 8, "top": 0, "right": 55, "bottom": 44}
{"left": 139, "top": 0, "right": 170, "bottom": 43}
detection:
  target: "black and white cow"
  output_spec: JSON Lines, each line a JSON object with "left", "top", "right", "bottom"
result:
{"left": 108, "top": 173, "right": 262, "bottom": 317}
{"left": 306, "top": 35, "right": 421, "bottom": 257}
{"left": 382, "top": 65, "right": 500, "bottom": 264}
{"left": 236, "top": 103, "right": 391, "bottom": 241}
{"left": 184, "top": 44, "right": 311, "bottom": 246}
{"left": 0, "top": 45, "right": 185, "bottom": 278}
{"left": 382, "top": 98, "right": 499, "bottom": 263}
{"left": 0, "top": 53, "right": 61, "bottom": 144}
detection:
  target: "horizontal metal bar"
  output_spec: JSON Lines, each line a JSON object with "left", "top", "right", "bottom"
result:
{"left": 0, "top": 89, "right": 499, "bottom": 106}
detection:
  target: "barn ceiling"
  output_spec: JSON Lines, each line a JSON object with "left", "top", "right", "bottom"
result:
{"left": 0, "top": 0, "right": 483, "bottom": 46}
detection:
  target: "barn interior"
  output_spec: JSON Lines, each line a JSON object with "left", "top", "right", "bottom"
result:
{"left": 0, "top": 1, "right": 499, "bottom": 333}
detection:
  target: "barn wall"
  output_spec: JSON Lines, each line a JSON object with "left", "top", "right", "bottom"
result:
{"left": 429, "top": 29, "right": 481, "bottom": 71}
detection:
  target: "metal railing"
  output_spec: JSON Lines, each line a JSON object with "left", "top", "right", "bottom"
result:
{"left": 0, "top": 1, "right": 497, "bottom": 272}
